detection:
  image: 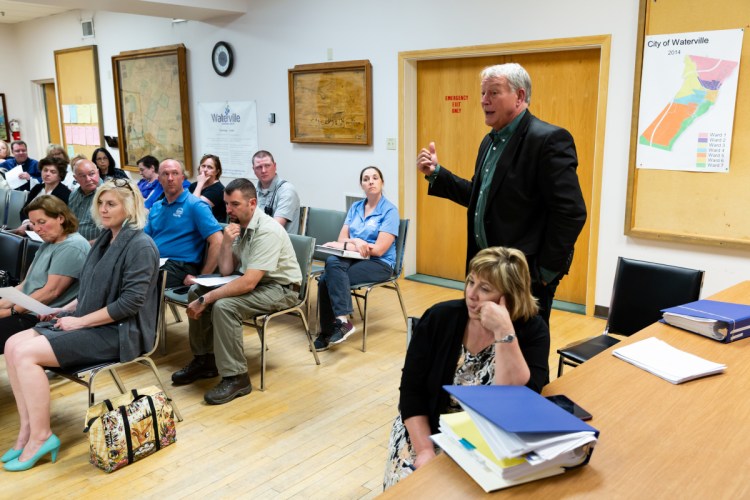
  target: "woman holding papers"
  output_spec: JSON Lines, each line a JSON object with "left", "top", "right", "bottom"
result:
{"left": 383, "top": 247, "right": 550, "bottom": 489}
{"left": 3, "top": 180, "right": 159, "bottom": 472}
{"left": 0, "top": 195, "right": 89, "bottom": 353}
{"left": 314, "top": 166, "right": 400, "bottom": 350}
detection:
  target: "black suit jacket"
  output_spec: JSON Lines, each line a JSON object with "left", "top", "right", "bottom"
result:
{"left": 429, "top": 111, "right": 587, "bottom": 280}
{"left": 21, "top": 182, "right": 71, "bottom": 219}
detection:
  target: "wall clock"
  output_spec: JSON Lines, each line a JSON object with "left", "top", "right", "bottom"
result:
{"left": 212, "top": 41, "right": 234, "bottom": 77}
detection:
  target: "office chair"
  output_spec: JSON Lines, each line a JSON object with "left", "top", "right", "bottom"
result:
{"left": 556, "top": 257, "right": 704, "bottom": 377}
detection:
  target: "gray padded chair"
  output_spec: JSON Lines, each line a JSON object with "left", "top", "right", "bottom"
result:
{"left": 0, "top": 230, "right": 27, "bottom": 285}
{"left": 243, "top": 234, "right": 320, "bottom": 390}
{"left": 0, "top": 188, "right": 9, "bottom": 227}
{"left": 556, "top": 257, "right": 704, "bottom": 377}
{"left": 6, "top": 190, "right": 27, "bottom": 229}
{"left": 349, "top": 218, "right": 410, "bottom": 352}
{"left": 303, "top": 207, "right": 347, "bottom": 318}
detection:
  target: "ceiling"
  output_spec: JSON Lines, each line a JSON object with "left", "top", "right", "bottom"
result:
{"left": 0, "top": 0, "right": 248, "bottom": 24}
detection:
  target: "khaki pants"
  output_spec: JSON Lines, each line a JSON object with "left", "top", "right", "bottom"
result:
{"left": 188, "top": 283, "right": 299, "bottom": 377}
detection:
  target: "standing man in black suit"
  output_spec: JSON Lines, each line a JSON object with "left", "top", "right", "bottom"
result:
{"left": 417, "top": 63, "right": 587, "bottom": 324}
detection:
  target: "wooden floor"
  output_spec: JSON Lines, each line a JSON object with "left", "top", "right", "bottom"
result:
{"left": 0, "top": 279, "right": 605, "bottom": 498}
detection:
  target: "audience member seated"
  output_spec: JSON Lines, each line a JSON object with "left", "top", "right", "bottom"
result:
{"left": 20, "top": 157, "right": 71, "bottom": 219}
{"left": 136, "top": 155, "right": 160, "bottom": 200}
{"left": 314, "top": 166, "right": 399, "bottom": 351}
{"left": 46, "top": 144, "right": 75, "bottom": 189}
{"left": 145, "top": 159, "right": 222, "bottom": 288}
{"left": 0, "top": 141, "right": 40, "bottom": 191}
{"left": 2, "top": 179, "right": 159, "bottom": 472}
{"left": 67, "top": 160, "right": 103, "bottom": 242}
{"left": 0, "top": 196, "right": 90, "bottom": 352}
{"left": 171, "top": 178, "right": 302, "bottom": 405}
{"left": 45, "top": 144, "right": 68, "bottom": 165}
{"left": 189, "top": 154, "right": 226, "bottom": 223}
{"left": 143, "top": 169, "right": 190, "bottom": 210}
{"left": 252, "top": 150, "right": 300, "bottom": 233}
{"left": 382, "top": 247, "right": 551, "bottom": 489}
{"left": 0, "top": 139, "right": 9, "bottom": 161}
{"left": 92, "top": 147, "right": 128, "bottom": 181}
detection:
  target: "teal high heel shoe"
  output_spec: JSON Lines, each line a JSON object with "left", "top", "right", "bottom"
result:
{"left": 1, "top": 447, "right": 22, "bottom": 463}
{"left": 3, "top": 434, "right": 60, "bottom": 472}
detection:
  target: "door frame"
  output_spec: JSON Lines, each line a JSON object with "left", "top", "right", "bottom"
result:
{"left": 398, "top": 35, "right": 610, "bottom": 315}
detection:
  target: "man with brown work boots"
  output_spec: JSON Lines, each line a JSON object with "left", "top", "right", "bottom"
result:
{"left": 171, "top": 178, "right": 301, "bottom": 405}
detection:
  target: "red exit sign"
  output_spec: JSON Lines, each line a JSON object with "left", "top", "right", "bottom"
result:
{"left": 445, "top": 95, "right": 469, "bottom": 113}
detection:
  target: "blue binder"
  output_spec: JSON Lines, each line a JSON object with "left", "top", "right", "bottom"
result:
{"left": 443, "top": 385, "right": 598, "bottom": 435}
{"left": 661, "top": 299, "right": 750, "bottom": 343}
{"left": 443, "top": 385, "right": 599, "bottom": 471}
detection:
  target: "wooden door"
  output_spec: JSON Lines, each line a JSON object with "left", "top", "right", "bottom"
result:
{"left": 415, "top": 50, "right": 599, "bottom": 305}
{"left": 43, "top": 82, "right": 61, "bottom": 145}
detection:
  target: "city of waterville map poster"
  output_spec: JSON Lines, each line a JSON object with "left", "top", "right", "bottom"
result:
{"left": 636, "top": 29, "right": 743, "bottom": 172}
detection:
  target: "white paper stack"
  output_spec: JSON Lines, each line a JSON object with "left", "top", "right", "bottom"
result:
{"left": 612, "top": 336, "right": 726, "bottom": 384}
{"left": 431, "top": 386, "right": 599, "bottom": 493}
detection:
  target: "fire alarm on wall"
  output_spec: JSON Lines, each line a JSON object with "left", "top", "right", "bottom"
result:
{"left": 81, "top": 19, "right": 94, "bottom": 38}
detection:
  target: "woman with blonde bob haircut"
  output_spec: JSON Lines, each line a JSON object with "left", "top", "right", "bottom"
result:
{"left": 91, "top": 178, "right": 149, "bottom": 230}
{"left": 383, "top": 246, "right": 550, "bottom": 489}
{"left": 3, "top": 179, "right": 159, "bottom": 472}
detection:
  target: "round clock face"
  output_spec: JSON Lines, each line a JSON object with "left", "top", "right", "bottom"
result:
{"left": 212, "top": 42, "right": 233, "bottom": 76}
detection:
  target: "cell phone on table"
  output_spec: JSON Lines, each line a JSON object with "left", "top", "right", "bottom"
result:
{"left": 546, "top": 394, "right": 593, "bottom": 421}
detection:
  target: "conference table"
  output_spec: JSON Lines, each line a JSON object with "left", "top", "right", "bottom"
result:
{"left": 381, "top": 281, "right": 750, "bottom": 498}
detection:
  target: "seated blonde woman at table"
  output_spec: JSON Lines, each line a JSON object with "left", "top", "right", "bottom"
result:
{"left": 2, "top": 179, "right": 160, "bottom": 472}
{"left": 382, "top": 247, "right": 550, "bottom": 490}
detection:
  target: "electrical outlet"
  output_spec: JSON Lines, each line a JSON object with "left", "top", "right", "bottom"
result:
{"left": 386, "top": 138, "right": 397, "bottom": 150}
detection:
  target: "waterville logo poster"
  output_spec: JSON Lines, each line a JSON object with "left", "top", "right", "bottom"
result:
{"left": 198, "top": 101, "right": 259, "bottom": 178}
{"left": 636, "top": 29, "right": 743, "bottom": 172}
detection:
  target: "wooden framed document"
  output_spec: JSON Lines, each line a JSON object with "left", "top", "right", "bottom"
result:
{"left": 288, "top": 60, "right": 372, "bottom": 145}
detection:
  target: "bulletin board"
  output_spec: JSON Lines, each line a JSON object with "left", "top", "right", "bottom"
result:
{"left": 54, "top": 45, "right": 105, "bottom": 160}
{"left": 625, "top": 0, "right": 750, "bottom": 249}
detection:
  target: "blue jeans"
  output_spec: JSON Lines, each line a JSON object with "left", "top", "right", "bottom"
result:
{"left": 318, "top": 256, "right": 393, "bottom": 333}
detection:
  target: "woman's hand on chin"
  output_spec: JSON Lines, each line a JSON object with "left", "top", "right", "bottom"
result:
{"left": 477, "top": 296, "right": 513, "bottom": 335}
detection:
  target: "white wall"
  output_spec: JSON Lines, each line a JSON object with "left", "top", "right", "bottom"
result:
{"left": 2, "top": 0, "right": 748, "bottom": 307}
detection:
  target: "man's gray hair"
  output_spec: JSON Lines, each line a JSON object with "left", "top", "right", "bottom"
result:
{"left": 481, "top": 63, "right": 532, "bottom": 104}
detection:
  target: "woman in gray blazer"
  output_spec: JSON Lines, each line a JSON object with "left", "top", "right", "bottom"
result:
{"left": 2, "top": 178, "right": 160, "bottom": 472}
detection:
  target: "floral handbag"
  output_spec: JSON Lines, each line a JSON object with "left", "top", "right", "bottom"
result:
{"left": 85, "top": 385, "right": 177, "bottom": 473}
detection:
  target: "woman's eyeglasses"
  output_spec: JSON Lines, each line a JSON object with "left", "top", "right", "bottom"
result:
{"left": 112, "top": 178, "right": 135, "bottom": 194}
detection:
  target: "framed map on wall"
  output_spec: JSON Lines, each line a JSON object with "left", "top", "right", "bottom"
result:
{"left": 288, "top": 60, "right": 372, "bottom": 145}
{"left": 112, "top": 44, "right": 192, "bottom": 174}
{"left": 0, "top": 93, "right": 8, "bottom": 142}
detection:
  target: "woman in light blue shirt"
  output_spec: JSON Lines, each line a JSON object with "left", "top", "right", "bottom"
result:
{"left": 315, "top": 166, "right": 400, "bottom": 351}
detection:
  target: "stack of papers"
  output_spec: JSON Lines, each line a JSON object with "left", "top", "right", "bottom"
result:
{"left": 612, "top": 337, "right": 726, "bottom": 384}
{"left": 314, "top": 245, "right": 368, "bottom": 260}
{"left": 432, "top": 385, "right": 598, "bottom": 492}
{"left": 662, "top": 300, "right": 750, "bottom": 343}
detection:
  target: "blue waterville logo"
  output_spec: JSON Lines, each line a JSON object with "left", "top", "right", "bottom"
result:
{"left": 211, "top": 104, "right": 241, "bottom": 123}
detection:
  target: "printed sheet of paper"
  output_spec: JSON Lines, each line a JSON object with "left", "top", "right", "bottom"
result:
{"left": 0, "top": 287, "right": 56, "bottom": 315}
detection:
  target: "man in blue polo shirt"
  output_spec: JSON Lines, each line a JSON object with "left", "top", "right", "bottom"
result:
{"left": 145, "top": 159, "right": 223, "bottom": 288}
{"left": 0, "top": 141, "right": 40, "bottom": 191}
